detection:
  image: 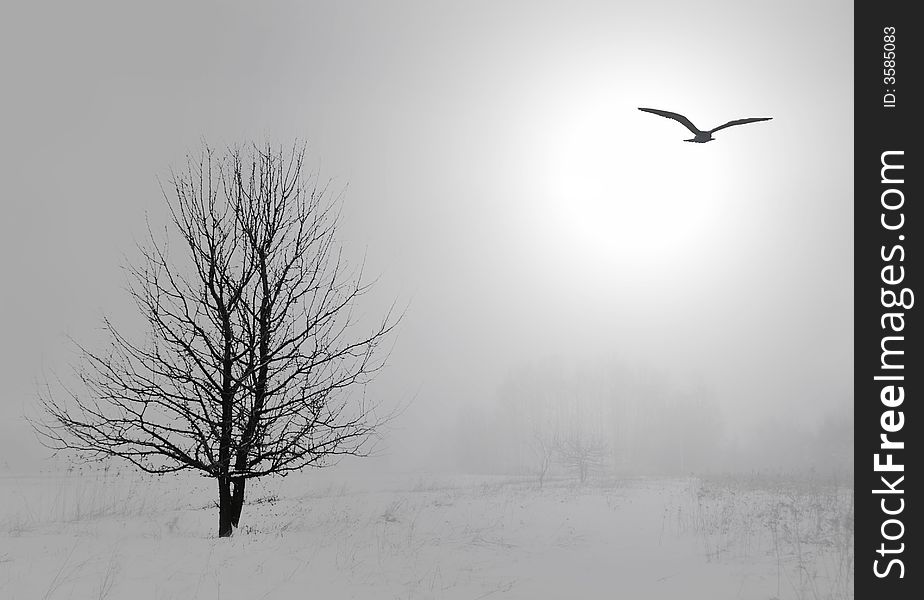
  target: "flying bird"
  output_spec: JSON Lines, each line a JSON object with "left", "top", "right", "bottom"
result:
{"left": 638, "top": 107, "right": 772, "bottom": 143}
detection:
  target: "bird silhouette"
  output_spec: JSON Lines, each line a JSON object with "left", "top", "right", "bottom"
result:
{"left": 638, "top": 107, "right": 772, "bottom": 143}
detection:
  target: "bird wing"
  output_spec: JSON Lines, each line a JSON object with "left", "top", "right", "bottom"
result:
{"left": 709, "top": 117, "right": 772, "bottom": 134}
{"left": 638, "top": 108, "right": 703, "bottom": 135}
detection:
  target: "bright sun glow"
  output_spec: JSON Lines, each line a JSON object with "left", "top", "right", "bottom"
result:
{"left": 500, "top": 66, "right": 743, "bottom": 280}
{"left": 544, "top": 97, "right": 729, "bottom": 266}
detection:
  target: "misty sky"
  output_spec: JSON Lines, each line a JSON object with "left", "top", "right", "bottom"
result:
{"left": 0, "top": 0, "right": 852, "bottom": 470}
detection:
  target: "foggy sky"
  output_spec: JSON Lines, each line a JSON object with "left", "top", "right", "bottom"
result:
{"left": 0, "top": 0, "right": 852, "bottom": 471}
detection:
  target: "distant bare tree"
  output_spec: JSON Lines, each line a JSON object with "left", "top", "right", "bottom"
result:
{"left": 557, "top": 431, "right": 608, "bottom": 484}
{"left": 530, "top": 428, "right": 558, "bottom": 489}
{"left": 35, "top": 143, "right": 398, "bottom": 537}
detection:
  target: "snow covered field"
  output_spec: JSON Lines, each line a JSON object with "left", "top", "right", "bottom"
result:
{"left": 0, "top": 469, "right": 853, "bottom": 599}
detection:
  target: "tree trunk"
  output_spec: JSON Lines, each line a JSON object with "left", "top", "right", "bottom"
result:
{"left": 218, "top": 477, "right": 234, "bottom": 538}
{"left": 230, "top": 477, "right": 246, "bottom": 528}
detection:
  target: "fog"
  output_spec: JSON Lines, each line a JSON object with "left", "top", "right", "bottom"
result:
{"left": 0, "top": 0, "right": 852, "bottom": 477}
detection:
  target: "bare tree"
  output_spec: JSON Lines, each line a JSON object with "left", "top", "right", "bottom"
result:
{"left": 529, "top": 428, "right": 557, "bottom": 489}
{"left": 557, "top": 431, "right": 608, "bottom": 484}
{"left": 35, "top": 143, "right": 398, "bottom": 537}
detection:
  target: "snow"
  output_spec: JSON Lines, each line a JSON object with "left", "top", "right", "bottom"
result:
{"left": 0, "top": 470, "right": 853, "bottom": 599}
